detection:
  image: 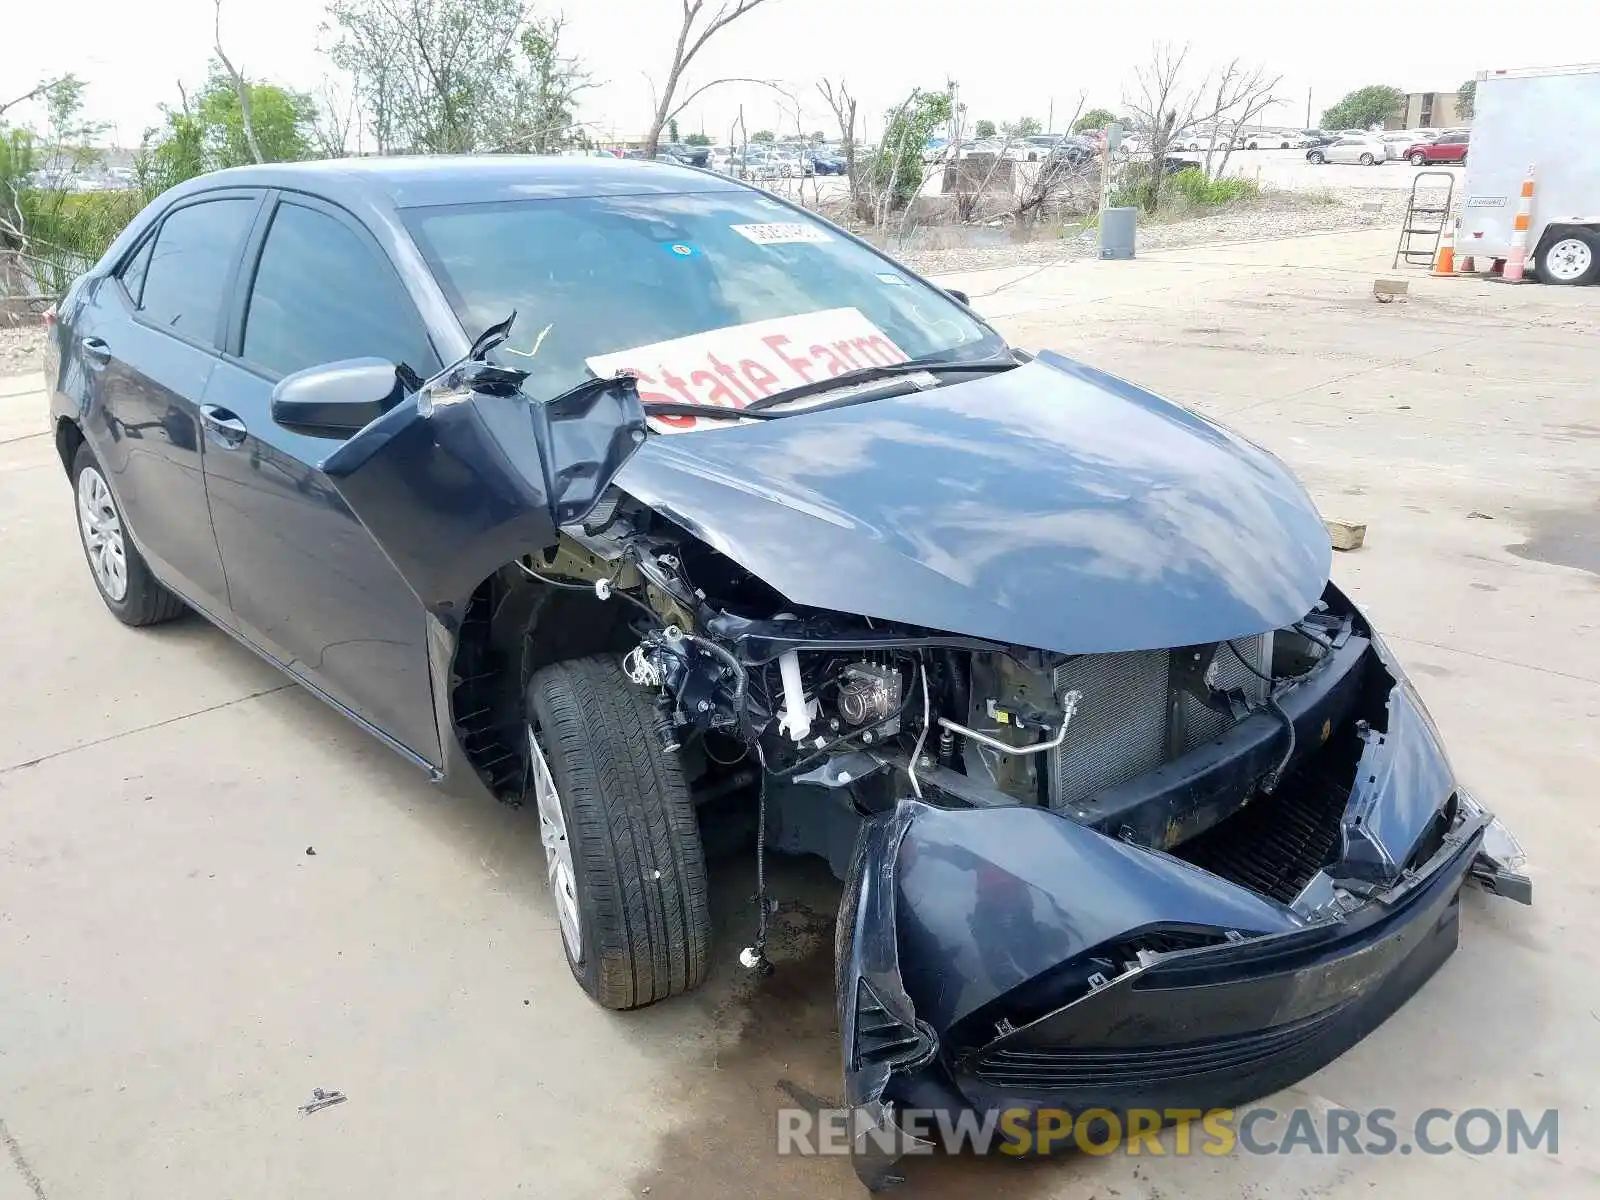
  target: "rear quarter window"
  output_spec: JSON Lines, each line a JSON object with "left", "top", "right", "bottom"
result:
{"left": 137, "top": 197, "right": 257, "bottom": 343}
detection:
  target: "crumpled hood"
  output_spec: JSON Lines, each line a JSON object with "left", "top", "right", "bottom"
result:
{"left": 615, "top": 352, "right": 1331, "bottom": 654}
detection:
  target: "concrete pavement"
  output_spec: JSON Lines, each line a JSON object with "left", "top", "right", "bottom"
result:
{"left": 2, "top": 230, "right": 1596, "bottom": 1199}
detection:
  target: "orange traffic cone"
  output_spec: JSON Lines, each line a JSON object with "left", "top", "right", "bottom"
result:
{"left": 1494, "top": 165, "right": 1535, "bottom": 284}
{"left": 1431, "top": 221, "right": 1456, "bottom": 275}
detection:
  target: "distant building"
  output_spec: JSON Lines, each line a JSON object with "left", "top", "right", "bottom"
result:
{"left": 1385, "top": 92, "right": 1466, "bottom": 130}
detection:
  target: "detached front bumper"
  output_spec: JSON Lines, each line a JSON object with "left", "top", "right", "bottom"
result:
{"left": 836, "top": 791, "right": 1522, "bottom": 1189}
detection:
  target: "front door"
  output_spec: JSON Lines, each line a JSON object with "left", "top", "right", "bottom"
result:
{"left": 201, "top": 195, "right": 445, "bottom": 761}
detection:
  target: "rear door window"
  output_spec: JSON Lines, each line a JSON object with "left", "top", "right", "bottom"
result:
{"left": 242, "top": 201, "right": 436, "bottom": 380}
{"left": 137, "top": 197, "right": 257, "bottom": 343}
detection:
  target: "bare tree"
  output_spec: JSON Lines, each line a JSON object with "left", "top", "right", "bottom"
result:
{"left": 213, "top": 0, "right": 263, "bottom": 163}
{"left": 1199, "top": 59, "right": 1281, "bottom": 180}
{"left": 817, "top": 78, "right": 858, "bottom": 207}
{"left": 643, "top": 0, "right": 779, "bottom": 156}
{"left": 1013, "top": 93, "right": 1091, "bottom": 222}
{"left": 0, "top": 78, "right": 67, "bottom": 121}
{"left": 310, "top": 76, "right": 359, "bottom": 158}
{"left": 1122, "top": 42, "right": 1204, "bottom": 210}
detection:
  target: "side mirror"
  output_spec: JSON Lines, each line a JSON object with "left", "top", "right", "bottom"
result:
{"left": 945, "top": 288, "right": 971, "bottom": 306}
{"left": 271, "top": 358, "right": 406, "bottom": 436}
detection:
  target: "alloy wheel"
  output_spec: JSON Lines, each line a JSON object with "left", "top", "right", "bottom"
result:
{"left": 528, "top": 725, "right": 582, "bottom": 959}
{"left": 76, "top": 465, "right": 128, "bottom": 602}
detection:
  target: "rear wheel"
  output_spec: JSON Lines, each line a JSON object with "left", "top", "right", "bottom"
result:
{"left": 1359, "top": 153, "right": 1376, "bottom": 166}
{"left": 1535, "top": 230, "right": 1600, "bottom": 286}
{"left": 70, "top": 443, "right": 185, "bottom": 626}
{"left": 526, "top": 655, "right": 710, "bottom": 1010}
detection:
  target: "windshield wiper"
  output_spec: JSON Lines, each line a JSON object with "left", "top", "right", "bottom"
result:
{"left": 743, "top": 355, "right": 1018, "bottom": 413}
{"left": 638, "top": 401, "right": 786, "bottom": 422}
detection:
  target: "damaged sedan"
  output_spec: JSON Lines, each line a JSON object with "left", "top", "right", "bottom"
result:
{"left": 46, "top": 156, "right": 1529, "bottom": 1187}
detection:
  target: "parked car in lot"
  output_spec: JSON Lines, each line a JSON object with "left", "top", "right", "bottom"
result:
{"left": 1376, "top": 131, "right": 1420, "bottom": 160}
{"left": 1306, "top": 135, "right": 1387, "bottom": 165}
{"left": 44, "top": 154, "right": 1528, "bottom": 1192}
{"left": 1239, "top": 131, "right": 1311, "bottom": 149}
{"left": 661, "top": 142, "right": 710, "bottom": 168}
{"left": 1405, "top": 130, "right": 1469, "bottom": 165}
{"left": 1302, "top": 129, "right": 1336, "bottom": 146}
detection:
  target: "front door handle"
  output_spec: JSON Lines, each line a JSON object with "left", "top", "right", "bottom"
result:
{"left": 80, "top": 336, "right": 111, "bottom": 364}
{"left": 200, "top": 403, "right": 249, "bottom": 448}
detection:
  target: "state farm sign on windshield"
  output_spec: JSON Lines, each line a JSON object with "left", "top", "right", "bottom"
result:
{"left": 586, "top": 307, "right": 909, "bottom": 432}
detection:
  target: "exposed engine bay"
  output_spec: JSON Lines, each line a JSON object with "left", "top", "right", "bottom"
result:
{"left": 494, "top": 489, "right": 1382, "bottom": 903}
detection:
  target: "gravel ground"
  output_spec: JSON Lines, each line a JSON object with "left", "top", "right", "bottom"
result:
{"left": 0, "top": 326, "right": 46, "bottom": 379}
{"left": 894, "top": 188, "right": 1409, "bottom": 277}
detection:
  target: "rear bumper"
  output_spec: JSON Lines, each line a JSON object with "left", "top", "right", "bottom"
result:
{"left": 835, "top": 792, "right": 1511, "bottom": 1188}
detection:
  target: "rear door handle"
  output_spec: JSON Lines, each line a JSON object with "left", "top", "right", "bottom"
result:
{"left": 200, "top": 403, "right": 249, "bottom": 448}
{"left": 80, "top": 336, "right": 111, "bottom": 364}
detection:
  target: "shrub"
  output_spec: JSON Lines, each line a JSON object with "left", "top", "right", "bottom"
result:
{"left": 1168, "top": 168, "right": 1260, "bottom": 206}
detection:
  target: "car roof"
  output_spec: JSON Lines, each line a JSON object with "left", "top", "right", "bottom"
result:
{"left": 174, "top": 154, "right": 744, "bottom": 210}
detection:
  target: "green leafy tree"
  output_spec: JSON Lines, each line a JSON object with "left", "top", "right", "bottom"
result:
{"left": 1456, "top": 79, "right": 1476, "bottom": 121}
{"left": 1, "top": 76, "right": 139, "bottom": 296}
{"left": 487, "top": 18, "right": 593, "bottom": 153}
{"left": 327, "top": 0, "right": 591, "bottom": 153}
{"left": 195, "top": 72, "right": 316, "bottom": 167}
{"left": 1073, "top": 107, "right": 1115, "bottom": 133}
{"left": 1320, "top": 85, "right": 1404, "bottom": 130}
{"left": 683, "top": 131, "right": 711, "bottom": 146}
{"left": 974, "top": 118, "right": 996, "bottom": 138}
{"left": 810, "top": 129, "right": 826, "bottom": 144}
{"left": 750, "top": 129, "right": 775, "bottom": 143}
{"left": 1001, "top": 115, "right": 1041, "bottom": 137}
{"left": 137, "top": 68, "right": 314, "bottom": 197}
{"left": 866, "top": 87, "right": 952, "bottom": 216}
{"left": 668, "top": 117, "right": 680, "bottom": 142}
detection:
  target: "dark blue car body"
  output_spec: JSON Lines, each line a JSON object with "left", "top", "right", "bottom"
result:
{"left": 44, "top": 156, "right": 1528, "bottom": 1192}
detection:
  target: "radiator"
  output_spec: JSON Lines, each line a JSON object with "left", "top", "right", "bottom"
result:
{"left": 1050, "top": 635, "right": 1272, "bottom": 810}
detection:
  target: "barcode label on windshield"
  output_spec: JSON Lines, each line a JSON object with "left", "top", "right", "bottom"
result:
{"left": 731, "top": 223, "right": 831, "bottom": 245}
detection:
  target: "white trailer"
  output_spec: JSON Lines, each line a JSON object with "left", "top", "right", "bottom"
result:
{"left": 1457, "top": 63, "right": 1600, "bottom": 285}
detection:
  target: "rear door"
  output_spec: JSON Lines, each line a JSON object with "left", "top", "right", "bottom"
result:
{"left": 201, "top": 193, "right": 446, "bottom": 760}
{"left": 87, "top": 191, "right": 263, "bottom": 614}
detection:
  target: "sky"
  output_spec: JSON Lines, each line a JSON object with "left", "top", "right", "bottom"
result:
{"left": 1, "top": 0, "right": 1576, "bottom": 147}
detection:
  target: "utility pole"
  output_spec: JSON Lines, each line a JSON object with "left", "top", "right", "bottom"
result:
{"left": 1306, "top": 86, "right": 1312, "bottom": 128}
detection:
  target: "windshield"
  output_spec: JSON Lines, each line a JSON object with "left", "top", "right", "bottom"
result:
{"left": 403, "top": 190, "right": 1002, "bottom": 416}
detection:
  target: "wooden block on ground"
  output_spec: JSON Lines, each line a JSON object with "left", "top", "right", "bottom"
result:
{"left": 1325, "top": 518, "right": 1367, "bottom": 551}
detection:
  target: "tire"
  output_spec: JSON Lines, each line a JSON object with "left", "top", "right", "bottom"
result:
{"left": 1308, "top": 151, "right": 1325, "bottom": 165}
{"left": 1359, "top": 153, "right": 1375, "bottom": 165}
{"left": 1409, "top": 151, "right": 1427, "bottom": 166}
{"left": 1534, "top": 230, "right": 1600, "bottom": 286}
{"left": 526, "top": 655, "right": 710, "bottom": 1010}
{"left": 70, "top": 443, "right": 185, "bottom": 626}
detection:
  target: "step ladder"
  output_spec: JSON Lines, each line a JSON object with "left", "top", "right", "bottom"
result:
{"left": 1393, "top": 171, "right": 1456, "bottom": 268}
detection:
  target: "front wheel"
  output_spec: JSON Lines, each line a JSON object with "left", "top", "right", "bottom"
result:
{"left": 1359, "top": 153, "right": 1376, "bottom": 165}
{"left": 526, "top": 655, "right": 711, "bottom": 1010}
{"left": 1535, "top": 230, "right": 1600, "bottom": 286}
{"left": 1410, "top": 151, "right": 1427, "bottom": 166}
{"left": 1308, "top": 151, "right": 1325, "bottom": 165}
